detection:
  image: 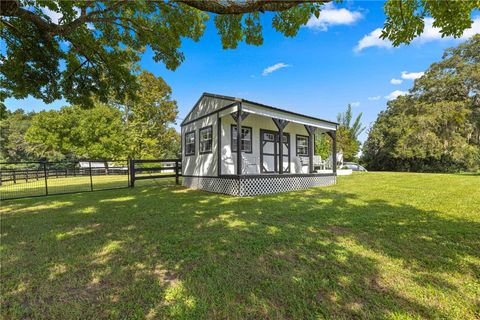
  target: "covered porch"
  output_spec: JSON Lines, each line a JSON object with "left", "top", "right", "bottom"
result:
{"left": 217, "top": 100, "right": 338, "bottom": 177}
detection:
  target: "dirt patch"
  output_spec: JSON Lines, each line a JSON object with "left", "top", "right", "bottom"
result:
{"left": 369, "top": 277, "right": 388, "bottom": 293}
{"left": 327, "top": 226, "right": 349, "bottom": 235}
{"left": 151, "top": 265, "right": 179, "bottom": 287}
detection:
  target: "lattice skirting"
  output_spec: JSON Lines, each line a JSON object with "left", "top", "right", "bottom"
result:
{"left": 183, "top": 176, "right": 240, "bottom": 195}
{"left": 182, "top": 175, "right": 336, "bottom": 196}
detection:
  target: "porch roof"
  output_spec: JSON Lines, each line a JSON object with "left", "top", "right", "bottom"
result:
{"left": 218, "top": 97, "right": 337, "bottom": 131}
{"left": 181, "top": 93, "right": 338, "bottom": 131}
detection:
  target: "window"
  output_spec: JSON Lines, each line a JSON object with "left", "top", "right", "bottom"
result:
{"left": 264, "top": 132, "right": 288, "bottom": 143}
{"left": 185, "top": 131, "right": 195, "bottom": 156}
{"left": 199, "top": 126, "right": 213, "bottom": 154}
{"left": 296, "top": 135, "right": 309, "bottom": 156}
{"left": 263, "top": 132, "right": 275, "bottom": 141}
{"left": 231, "top": 125, "right": 252, "bottom": 153}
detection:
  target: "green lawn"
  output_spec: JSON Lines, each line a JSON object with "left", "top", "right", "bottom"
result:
{"left": 1, "top": 172, "right": 479, "bottom": 319}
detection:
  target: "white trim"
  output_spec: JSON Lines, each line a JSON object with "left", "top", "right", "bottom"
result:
{"left": 218, "top": 104, "right": 238, "bottom": 118}
{"left": 242, "top": 103, "right": 337, "bottom": 131}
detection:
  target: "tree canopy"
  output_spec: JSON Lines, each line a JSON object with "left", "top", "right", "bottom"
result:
{"left": 25, "top": 103, "right": 127, "bottom": 160}
{"left": 0, "top": 109, "right": 34, "bottom": 161}
{"left": 362, "top": 35, "right": 480, "bottom": 172}
{"left": 0, "top": 71, "right": 180, "bottom": 162}
{"left": 1, "top": 0, "right": 479, "bottom": 106}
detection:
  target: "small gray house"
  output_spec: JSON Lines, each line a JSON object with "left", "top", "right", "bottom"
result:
{"left": 180, "top": 93, "right": 338, "bottom": 196}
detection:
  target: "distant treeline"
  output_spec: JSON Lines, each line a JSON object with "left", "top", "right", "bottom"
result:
{"left": 362, "top": 35, "right": 480, "bottom": 173}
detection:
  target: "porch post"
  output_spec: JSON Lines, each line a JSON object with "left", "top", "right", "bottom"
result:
{"left": 309, "top": 134, "right": 314, "bottom": 173}
{"left": 236, "top": 102, "right": 242, "bottom": 176}
{"left": 327, "top": 130, "right": 337, "bottom": 174}
{"left": 278, "top": 124, "right": 284, "bottom": 174}
{"left": 273, "top": 119, "right": 288, "bottom": 174}
{"left": 217, "top": 112, "right": 222, "bottom": 176}
{"left": 304, "top": 125, "right": 316, "bottom": 173}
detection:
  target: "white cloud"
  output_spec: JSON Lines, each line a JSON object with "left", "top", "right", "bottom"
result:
{"left": 368, "top": 96, "right": 381, "bottom": 101}
{"left": 401, "top": 71, "right": 424, "bottom": 80}
{"left": 350, "top": 101, "right": 360, "bottom": 107}
{"left": 41, "top": 6, "right": 80, "bottom": 24}
{"left": 262, "top": 63, "right": 290, "bottom": 76}
{"left": 385, "top": 90, "right": 408, "bottom": 100}
{"left": 415, "top": 17, "right": 480, "bottom": 43}
{"left": 42, "top": 7, "right": 63, "bottom": 24}
{"left": 355, "top": 16, "right": 480, "bottom": 52}
{"left": 415, "top": 18, "right": 443, "bottom": 43}
{"left": 390, "top": 78, "right": 403, "bottom": 85}
{"left": 354, "top": 28, "right": 392, "bottom": 52}
{"left": 306, "top": 3, "right": 363, "bottom": 31}
{"left": 461, "top": 16, "right": 480, "bottom": 39}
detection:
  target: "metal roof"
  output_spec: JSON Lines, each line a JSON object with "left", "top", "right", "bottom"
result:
{"left": 180, "top": 92, "right": 339, "bottom": 126}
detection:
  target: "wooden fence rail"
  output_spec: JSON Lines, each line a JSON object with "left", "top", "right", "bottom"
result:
{"left": 129, "top": 159, "right": 182, "bottom": 187}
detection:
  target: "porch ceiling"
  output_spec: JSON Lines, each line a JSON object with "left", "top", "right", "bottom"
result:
{"left": 218, "top": 102, "right": 337, "bottom": 132}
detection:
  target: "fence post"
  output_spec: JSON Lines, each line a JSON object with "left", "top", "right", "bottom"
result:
{"left": 129, "top": 160, "right": 135, "bottom": 188}
{"left": 89, "top": 161, "right": 94, "bottom": 191}
{"left": 13, "top": 170, "right": 16, "bottom": 184}
{"left": 26, "top": 170, "right": 28, "bottom": 183}
{"left": 175, "top": 160, "right": 179, "bottom": 185}
{"left": 43, "top": 162, "right": 48, "bottom": 196}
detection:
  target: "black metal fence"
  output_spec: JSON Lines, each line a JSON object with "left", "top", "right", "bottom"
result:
{"left": 0, "top": 159, "right": 182, "bottom": 201}
{"left": 0, "top": 160, "right": 130, "bottom": 200}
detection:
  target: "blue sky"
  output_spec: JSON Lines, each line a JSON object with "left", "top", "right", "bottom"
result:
{"left": 4, "top": 1, "right": 480, "bottom": 143}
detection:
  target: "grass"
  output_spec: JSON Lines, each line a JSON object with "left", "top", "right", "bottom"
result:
{"left": 1, "top": 172, "right": 479, "bottom": 319}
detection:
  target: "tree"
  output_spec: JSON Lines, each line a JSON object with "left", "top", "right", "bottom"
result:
{"left": 315, "top": 104, "right": 365, "bottom": 161}
{"left": 0, "top": 103, "right": 8, "bottom": 120}
{"left": 114, "top": 71, "right": 179, "bottom": 159}
{"left": 337, "top": 104, "right": 366, "bottom": 140}
{"left": 6, "top": 71, "right": 179, "bottom": 162}
{"left": 25, "top": 103, "right": 126, "bottom": 160}
{"left": 362, "top": 35, "right": 480, "bottom": 172}
{"left": 1, "top": 0, "right": 478, "bottom": 106}
{"left": 0, "top": 109, "right": 34, "bottom": 161}
{"left": 336, "top": 104, "right": 365, "bottom": 161}
{"left": 336, "top": 126, "right": 360, "bottom": 161}
{"left": 315, "top": 134, "right": 332, "bottom": 160}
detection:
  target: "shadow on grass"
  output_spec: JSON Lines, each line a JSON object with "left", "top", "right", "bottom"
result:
{"left": 1, "top": 185, "right": 479, "bottom": 319}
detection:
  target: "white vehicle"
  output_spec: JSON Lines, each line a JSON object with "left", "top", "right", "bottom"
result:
{"left": 343, "top": 162, "right": 368, "bottom": 172}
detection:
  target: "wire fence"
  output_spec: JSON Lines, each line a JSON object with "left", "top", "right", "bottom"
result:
{"left": 0, "top": 159, "right": 184, "bottom": 201}
{"left": 0, "top": 160, "right": 129, "bottom": 200}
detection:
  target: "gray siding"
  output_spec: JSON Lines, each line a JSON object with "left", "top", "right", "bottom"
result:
{"left": 182, "top": 113, "right": 218, "bottom": 176}
{"left": 183, "top": 95, "right": 233, "bottom": 124}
